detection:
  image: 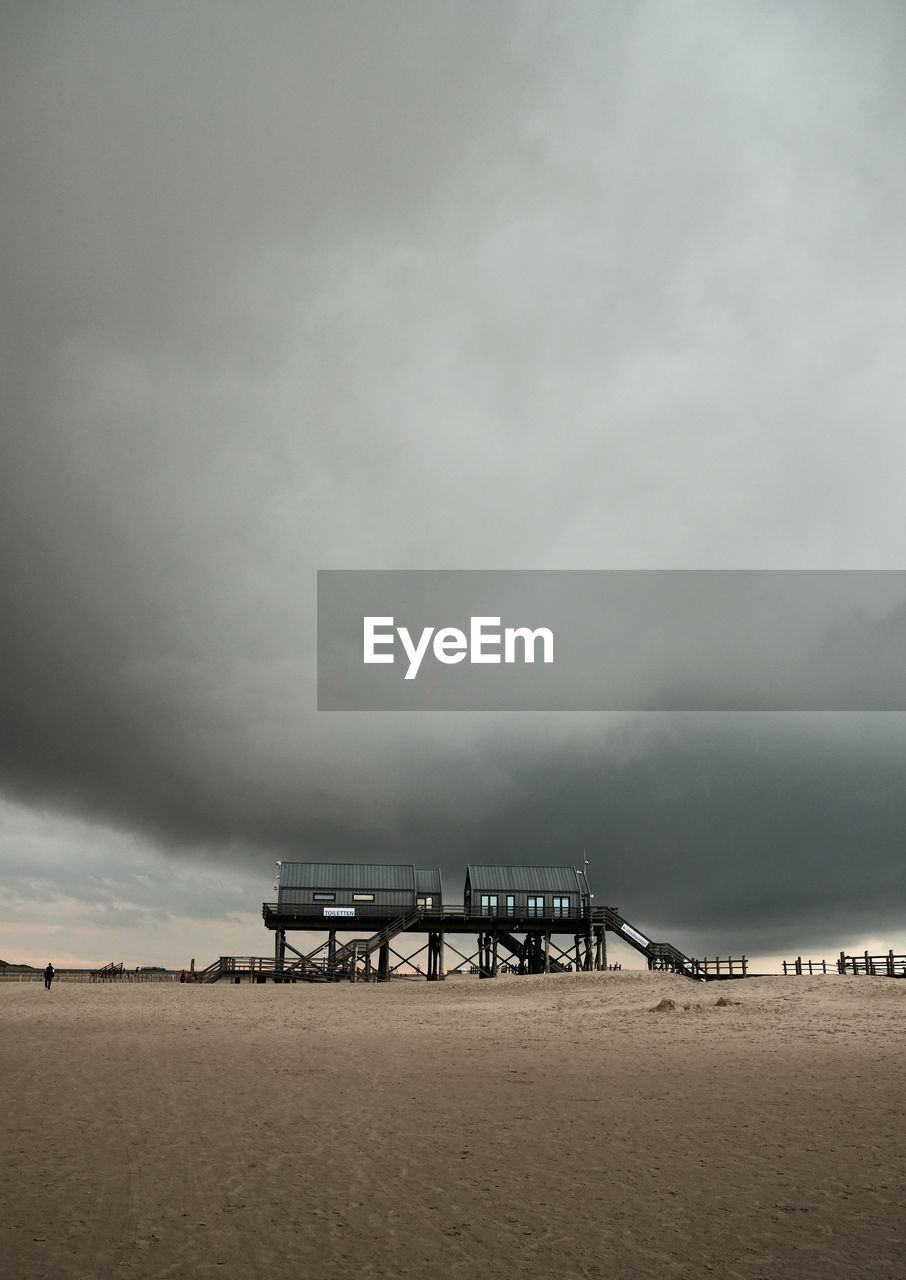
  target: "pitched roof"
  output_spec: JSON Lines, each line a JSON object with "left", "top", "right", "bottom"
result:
{"left": 415, "top": 867, "right": 443, "bottom": 896}
{"left": 466, "top": 865, "right": 582, "bottom": 894}
{"left": 278, "top": 863, "right": 417, "bottom": 892}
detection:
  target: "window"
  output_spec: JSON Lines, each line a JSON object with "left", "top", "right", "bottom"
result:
{"left": 352, "top": 893, "right": 374, "bottom": 902}
{"left": 506, "top": 894, "right": 515, "bottom": 917}
{"left": 553, "top": 896, "right": 570, "bottom": 918}
{"left": 313, "top": 892, "right": 335, "bottom": 902}
{"left": 527, "top": 895, "right": 544, "bottom": 917}
{"left": 417, "top": 895, "right": 434, "bottom": 908}
{"left": 480, "top": 894, "right": 498, "bottom": 917}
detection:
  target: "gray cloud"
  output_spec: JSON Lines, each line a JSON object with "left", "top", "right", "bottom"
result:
{"left": 2, "top": 1, "right": 906, "bottom": 963}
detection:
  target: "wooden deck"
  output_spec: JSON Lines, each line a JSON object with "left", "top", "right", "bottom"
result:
{"left": 261, "top": 901, "right": 708, "bottom": 980}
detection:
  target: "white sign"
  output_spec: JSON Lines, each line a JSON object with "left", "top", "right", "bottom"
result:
{"left": 323, "top": 907, "right": 355, "bottom": 917}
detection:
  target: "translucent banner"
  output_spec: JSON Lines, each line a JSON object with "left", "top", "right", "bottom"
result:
{"left": 317, "top": 570, "right": 906, "bottom": 711}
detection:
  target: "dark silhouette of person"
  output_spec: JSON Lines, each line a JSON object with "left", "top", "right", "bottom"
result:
{"left": 44, "top": 963, "right": 54, "bottom": 990}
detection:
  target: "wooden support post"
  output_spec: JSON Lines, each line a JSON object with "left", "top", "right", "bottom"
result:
{"left": 426, "top": 930, "right": 446, "bottom": 981}
{"left": 544, "top": 931, "right": 551, "bottom": 974}
{"left": 378, "top": 941, "right": 390, "bottom": 981}
{"left": 491, "top": 933, "right": 499, "bottom": 978}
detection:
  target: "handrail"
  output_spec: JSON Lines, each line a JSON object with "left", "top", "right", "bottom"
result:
{"left": 262, "top": 902, "right": 594, "bottom": 925}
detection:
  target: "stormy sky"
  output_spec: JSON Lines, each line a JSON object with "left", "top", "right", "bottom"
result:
{"left": 2, "top": 1, "right": 905, "bottom": 969}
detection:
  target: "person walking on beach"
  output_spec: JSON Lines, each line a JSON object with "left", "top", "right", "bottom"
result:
{"left": 44, "top": 963, "right": 55, "bottom": 990}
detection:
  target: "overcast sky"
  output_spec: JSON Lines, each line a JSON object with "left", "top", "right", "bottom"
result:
{"left": 2, "top": 1, "right": 905, "bottom": 970}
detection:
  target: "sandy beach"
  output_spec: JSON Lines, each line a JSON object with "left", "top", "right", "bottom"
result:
{"left": 1, "top": 970, "right": 903, "bottom": 1280}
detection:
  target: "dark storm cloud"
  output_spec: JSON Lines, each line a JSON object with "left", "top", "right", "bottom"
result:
{"left": 2, "top": 2, "right": 906, "bottom": 959}
{"left": 462, "top": 715, "right": 906, "bottom": 956}
{"left": 257, "top": 714, "right": 906, "bottom": 957}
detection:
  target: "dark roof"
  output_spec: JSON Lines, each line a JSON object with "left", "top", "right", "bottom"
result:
{"left": 466, "top": 865, "right": 583, "bottom": 894}
{"left": 415, "top": 867, "right": 443, "bottom": 896}
{"left": 278, "top": 863, "right": 417, "bottom": 892}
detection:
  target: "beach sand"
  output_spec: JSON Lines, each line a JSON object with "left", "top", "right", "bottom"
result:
{"left": 1, "top": 970, "right": 903, "bottom": 1279}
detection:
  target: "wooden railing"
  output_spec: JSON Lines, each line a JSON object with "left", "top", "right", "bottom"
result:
{"left": 0, "top": 968, "right": 179, "bottom": 983}
{"left": 839, "top": 951, "right": 906, "bottom": 977}
{"left": 262, "top": 902, "right": 593, "bottom": 925}
{"left": 695, "top": 956, "right": 748, "bottom": 977}
{"left": 781, "top": 957, "right": 833, "bottom": 975}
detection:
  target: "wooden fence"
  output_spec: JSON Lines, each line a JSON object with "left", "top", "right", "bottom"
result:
{"left": 0, "top": 969, "right": 180, "bottom": 983}
{"left": 781, "top": 957, "right": 833, "bottom": 975}
{"left": 695, "top": 956, "right": 748, "bottom": 977}
{"left": 839, "top": 950, "right": 906, "bottom": 977}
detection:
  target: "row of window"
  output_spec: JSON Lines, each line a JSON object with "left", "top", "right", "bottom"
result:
{"left": 313, "top": 892, "right": 375, "bottom": 903}
{"left": 308, "top": 892, "right": 572, "bottom": 915}
{"left": 311, "top": 893, "right": 436, "bottom": 905}
{"left": 479, "top": 894, "right": 572, "bottom": 917}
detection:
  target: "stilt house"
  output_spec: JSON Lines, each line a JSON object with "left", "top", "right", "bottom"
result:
{"left": 275, "top": 862, "right": 443, "bottom": 920}
{"left": 464, "top": 864, "right": 590, "bottom": 920}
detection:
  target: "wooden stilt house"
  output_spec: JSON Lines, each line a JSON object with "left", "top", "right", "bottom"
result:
{"left": 275, "top": 862, "right": 443, "bottom": 921}
{"left": 464, "top": 864, "right": 590, "bottom": 920}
